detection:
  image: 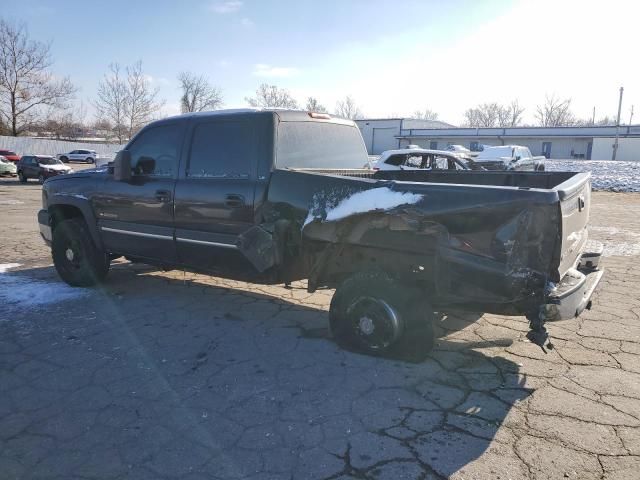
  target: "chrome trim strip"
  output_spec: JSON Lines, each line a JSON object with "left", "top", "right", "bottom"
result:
{"left": 101, "top": 226, "right": 173, "bottom": 240}
{"left": 176, "top": 237, "right": 238, "bottom": 249}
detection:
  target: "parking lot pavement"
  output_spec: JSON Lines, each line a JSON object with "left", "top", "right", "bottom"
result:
{"left": 1, "top": 183, "right": 639, "bottom": 480}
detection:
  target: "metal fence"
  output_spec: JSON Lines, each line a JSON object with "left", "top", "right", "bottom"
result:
{"left": 0, "top": 136, "right": 124, "bottom": 157}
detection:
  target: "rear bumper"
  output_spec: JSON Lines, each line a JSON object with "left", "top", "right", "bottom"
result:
{"left": 38, "top": 209, "right": 52, "bottom": 246}
{"left": 542, "top": 247, "right": 604, "bottom": 321}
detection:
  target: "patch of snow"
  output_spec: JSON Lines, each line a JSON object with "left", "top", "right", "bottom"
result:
{"left": 0, "top": 199, "right": 23, "bottom": 205}
{"left": 304, "top": 187, "right": 423, "bottom": 226}
{"left": 0, "top": 267, "right": 87, "bottom": 309}
{"left": 546, "top": 160, "right": 640, "bottom": 192}
{"left": 0, "top": 263, "right": 21, "bottom": 273}
{"left": 588, "top": 226, "right": 640, "bottom": 257}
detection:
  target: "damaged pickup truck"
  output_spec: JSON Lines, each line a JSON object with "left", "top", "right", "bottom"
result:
{"left": 38, "top": 109, "right": 603, "bottom": 360}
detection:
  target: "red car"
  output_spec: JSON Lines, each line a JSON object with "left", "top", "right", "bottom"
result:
{"left": 0, "top": 150, "right": 20, "bottom": 163}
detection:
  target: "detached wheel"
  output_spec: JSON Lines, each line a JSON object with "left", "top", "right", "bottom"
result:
{"left": 329, "top": 271, "right": 434, "bottom": 362}
{"left": 18, "top": 172, "right": 27, "bottom": 183}
{"left": 52, "top": 218, "right": 110, "bottom": 286}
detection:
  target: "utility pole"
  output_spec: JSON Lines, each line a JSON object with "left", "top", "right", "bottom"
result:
{"left": 592, "top": 106, "right": 596, "bottom": 125}
{"left": 612, "top": 86, "right": 624, "bottom": 160}
{"left": 630, "top": 105, "right": 635, "bottom": 125}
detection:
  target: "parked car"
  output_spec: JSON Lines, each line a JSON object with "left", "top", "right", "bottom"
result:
{"left": 473, "top": 145, "right": 545, "bottom": 171}
{"left": 58, "top": 149, "right": 98, "bottom": 164}
{"left": 373, "top": 149, "right": 469, "bottom": 171}
{"left": 0, "top": 149, "right": 21, "bottom": 163}
{"left": 17, "top": 155, "right": 73, "bottom": 184}
{"left": 38, "top": 109, "right": 602, "bottom": 360}
{"left": 0, "top": 156, "right": 18, "bottom": 176}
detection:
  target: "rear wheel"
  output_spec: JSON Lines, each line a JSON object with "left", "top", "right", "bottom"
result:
{"left": 52, "top": 218, "right": 110, "bottom": 286}
{"left": 18, "top": 171, "right": 27, "bottom": 183}
{"left": 329, "top": 271, "right": 435, "bottom": 362}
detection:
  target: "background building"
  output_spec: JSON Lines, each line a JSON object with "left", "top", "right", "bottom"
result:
{"left": 355, "top": 119, "right": 640, "bottom": 160}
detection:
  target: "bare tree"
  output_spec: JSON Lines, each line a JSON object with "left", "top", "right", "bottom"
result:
{"left": 497, "top": 100, "right": 525, "bottom": 127}
{"left": 412, "top": 108, "right": 439, "bottom": 121}
{"left": 463, "top": 103, "right": 502, "bottom": 127}
{"left": 178, "top": 72, "right": 223, "bottom": 113}
{"left": 0, "top": 19, "right": 77, "bottom": 136}
{"left": 464, "top": 101, "right": 524, "bottom": 128}
{"left": 305, "top": 96, "right": 327, "bottom": 113}
{"left": 535, "top": 94, "right": 576, "bottom": 127}
{"left": 124, "top": 61, "right": 164, "bottom": 138}
{"left": 245, "top": 84, "right": 298, "bottom": 108}
{"left": 95, "top": 63, "right": 128, "bottom": 143}
{"left": 95, "top": 61, "right": 164, "bottom": 143}
{"left": 335, "top": 95, "right": 363, "bottom": 120}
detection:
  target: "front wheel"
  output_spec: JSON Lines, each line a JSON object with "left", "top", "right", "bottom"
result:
{"left": 86, "top": 157, "right": 94, "bottom": 164}
{"left": 52, "top": 218, "right": 110, "bottom": 286}
{"left": 329, "top": 271, "right": 435, "bottom": 362}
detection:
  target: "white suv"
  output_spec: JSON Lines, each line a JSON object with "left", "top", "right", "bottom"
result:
{"left": 58, "top": 149, "right": 98, "bottom": 164}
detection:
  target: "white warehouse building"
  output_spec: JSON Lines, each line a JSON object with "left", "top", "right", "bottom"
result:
{"left": 355, "top": 118, "right": 640, "bottom": 160}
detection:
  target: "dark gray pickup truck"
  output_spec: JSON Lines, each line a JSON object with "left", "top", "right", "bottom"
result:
{"left": 38, "top": 109, "right": 603, "bottom": 360}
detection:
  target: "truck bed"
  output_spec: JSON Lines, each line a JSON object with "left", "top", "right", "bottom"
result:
{"left": 265, "top": 168, "right": 592, "bottom": 314}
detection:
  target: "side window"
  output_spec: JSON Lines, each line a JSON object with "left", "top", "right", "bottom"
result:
{"left": 405, "top": 154, "right": 422, "bottom": 168}
{"left": 187, "top": 121, "right": 253, "bottom": 178}
{"left": 385, "top": 155, "right": 404, "bottom": 167}
{"left": 128, "top": 124, "right": 183, "bottom": 177}
{"left": 433, "top": 156, "right": 449, "bottom": 169}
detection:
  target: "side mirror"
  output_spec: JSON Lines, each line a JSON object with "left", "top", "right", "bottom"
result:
{"left": 113, "top": 150, "right": 132, "bottom": 182}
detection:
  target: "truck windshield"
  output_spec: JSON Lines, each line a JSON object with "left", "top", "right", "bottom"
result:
{"left": 276, "top": 121, "right": 368, "bottom": 169}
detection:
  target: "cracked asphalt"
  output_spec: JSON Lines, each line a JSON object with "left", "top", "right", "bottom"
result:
{"left": 1, "top": 174, "right": 640, "bottom": 480}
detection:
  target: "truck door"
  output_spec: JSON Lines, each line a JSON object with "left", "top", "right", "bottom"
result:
{"left": 173, "top": 117, "right": 259, "bottom": 271}
{"left": 92, "top": 121, "right": 186, "bottom": 262}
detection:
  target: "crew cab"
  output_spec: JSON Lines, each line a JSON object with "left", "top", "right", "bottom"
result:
{"left": 58, "top": 149, "right": 98, "bottom": 164}
{"left": 38, "top": 109, "right": 603, "bottom": 360}
{"left": 474, "top": 145, "right": 545, "bottom": 171}
{"left": 373, "top": 149, "right": 469, "bottom": 171}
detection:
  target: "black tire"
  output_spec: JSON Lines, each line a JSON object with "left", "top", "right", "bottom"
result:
{"left": 86, "top": 157, "right": 94, "bottom": 164}
{"left": 52, "top": 218, "right": 110, "bottom": 287}
{"left": 60, "top": 156, "right": 68, "bottom": 163}
{"left": 18, "top": 171, "right": 27, "bottom": 183}
{"left": 329, "top": 271, "right": 435, "bottom": 362}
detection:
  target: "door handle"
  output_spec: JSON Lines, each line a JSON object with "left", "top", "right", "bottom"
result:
{"left": 155, "top": 189, "right": 172, "bottom": 202}
{"left": 224, "top": 194, "right": 245, "bottom": 208}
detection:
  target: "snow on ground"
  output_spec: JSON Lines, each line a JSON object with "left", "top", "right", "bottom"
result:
{"left": 546, "top": 160, "right": 640, "bottom": 192}
{"left": 0, "top": 263, "right": 87, "bottom": 310}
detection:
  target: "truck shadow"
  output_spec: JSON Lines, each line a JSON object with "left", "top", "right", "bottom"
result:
{"left": 2, "top": 263, "right": 534, "bottom": 478}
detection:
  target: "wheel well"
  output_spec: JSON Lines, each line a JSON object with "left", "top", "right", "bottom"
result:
{"left": 49, "top": 204, "right": 85, "bottom": 230}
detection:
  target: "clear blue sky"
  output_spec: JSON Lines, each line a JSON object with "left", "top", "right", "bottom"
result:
{"left": 2, "top": 0, "right": 638, "bottom": 125}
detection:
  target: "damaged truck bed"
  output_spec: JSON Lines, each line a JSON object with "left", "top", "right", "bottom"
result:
{"left": 39, "top": 109, "right": 603, "bottom": 361}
